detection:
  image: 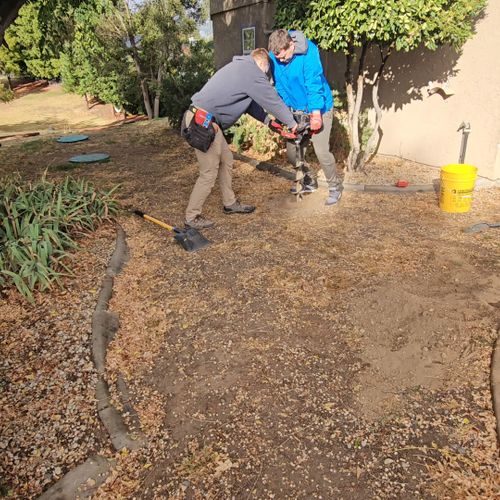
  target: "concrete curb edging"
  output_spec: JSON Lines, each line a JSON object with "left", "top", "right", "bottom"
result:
{"left": 38, "top": 225, "right": 144, "bottom": 499}
{"left": 234, "top": 153, "right": 435, "bottom": 193}
{"left": 234, "top": 153, "right": 500, "bottom": 193}
{"left": 92, "top": 225, "right": 145, "bottom": 451}
{"left": 490, "top": 327, "right": 500, "bottom": 448}
{"left": 38, "top": 455, "right": 115, "bottom": 500}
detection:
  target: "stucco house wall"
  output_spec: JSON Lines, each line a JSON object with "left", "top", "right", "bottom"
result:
{"left": 210, "top": 0, "right": 500, "bottom": 179}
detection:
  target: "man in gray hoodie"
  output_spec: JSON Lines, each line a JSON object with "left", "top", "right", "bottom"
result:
{"left": 181, "top": 48, "right": 298, "bottom": 230}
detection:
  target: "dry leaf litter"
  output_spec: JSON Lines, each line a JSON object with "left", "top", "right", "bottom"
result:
{"left": 0, "top": 120, "right": 499, "bottom": 498}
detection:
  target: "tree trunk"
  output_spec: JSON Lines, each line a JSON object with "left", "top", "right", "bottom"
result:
{"left": 139, "top": 75, "right": 153, "bottom": 119}
{"left": 122, "top": 0, "right": 153, "bottom": 119}
{"left": 130, "top": 39, "right": 153, "bottom": 119}
{"left": 358, "top": 48, "right": 391, "bottom": 169}
{"left": 153, "top": 65, "right": 163, "bottom": 119}
{"left": 346, "top": 43, "right": 369, "bottom": 171}
{"left": 344, "top": 48, "right": 355, "bottom": 153}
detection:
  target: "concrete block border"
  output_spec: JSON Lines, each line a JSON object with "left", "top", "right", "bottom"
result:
{"left": 38, "top": 225, "right": 144, "bottom": 499}
{"left": 91, "top": 225, "right": 145, "bottom": 452}
{"left": 234, "top": 153, "right": 499, "bottom": 193}
{"left": 38, "top": 455, "right": 114, "bottom": 500}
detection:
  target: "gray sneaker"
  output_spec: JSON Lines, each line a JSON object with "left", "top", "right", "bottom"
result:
{"left": 185, "top": 215, "right": 215, "bottom": 229}
{"left": 325, "top": 189, "right": 342, "bottom": 206}
{"left": 223, "top": 201, "right": 256, "bottom": 214}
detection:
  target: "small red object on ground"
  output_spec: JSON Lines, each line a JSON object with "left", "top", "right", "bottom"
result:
{"left": 396, "top": 180, "right": 409, "bottom": 188}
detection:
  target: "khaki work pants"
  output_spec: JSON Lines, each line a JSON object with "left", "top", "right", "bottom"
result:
{"left": 184, "top": 111, "right": 236, "bottom": 221}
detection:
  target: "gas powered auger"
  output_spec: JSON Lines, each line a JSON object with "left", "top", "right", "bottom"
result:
{"left": 270, "top": 113, "right": 315, "bottom": 201}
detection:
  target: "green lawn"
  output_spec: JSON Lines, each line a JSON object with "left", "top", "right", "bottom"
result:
{"left": 0, "top": 84, "right": 117, "bottom": 136}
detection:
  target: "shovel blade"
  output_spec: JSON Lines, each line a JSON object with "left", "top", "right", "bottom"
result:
{"left": 173, "top": 227, "right": 212, "bottom": 252}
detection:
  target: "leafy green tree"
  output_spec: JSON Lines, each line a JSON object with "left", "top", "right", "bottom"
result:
{"left": 161, "top": 38, "right": 215, "bottom": 126}
{"left": 0, "top": 31, "right": 25, "bottom": 88}
{"left": 137, "top": 0, "right": 197, "bottom": 118}
{"left": 0, "top": 1, "right": 65, "bottom": 79}
{"left": 60, "top": 0, "right": 134, "bottom": 110}
{"left": 98, "top": 0, "right": 202, "bottom": 119}
{"left": 275, "top": 0, "right": 487, "bottom": 171}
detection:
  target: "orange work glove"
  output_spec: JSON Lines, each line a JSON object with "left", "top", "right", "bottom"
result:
{"left": 309, "top": 111, "right": 322, "bottom": 132}
{"left": 268, "top": 120, "right": 284, "bottom": 134}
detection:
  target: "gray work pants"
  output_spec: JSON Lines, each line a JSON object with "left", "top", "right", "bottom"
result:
{"left": 286, "top": 109, "right": 343, "bottom": 191}
{"left": 183, "top": 111, "right": 237, "bottom": 221}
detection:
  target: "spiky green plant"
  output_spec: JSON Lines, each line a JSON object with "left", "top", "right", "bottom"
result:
{"left": 0, "top": 174, "right": 119, "bottom": 302}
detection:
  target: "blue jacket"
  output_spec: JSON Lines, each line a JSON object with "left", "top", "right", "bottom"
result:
{"left": 270, "top": 30, "right": 333, "bottom": 114}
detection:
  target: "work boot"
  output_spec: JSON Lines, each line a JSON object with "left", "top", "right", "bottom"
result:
{"left": 223, "top": 200, "right": 255, "bottom": 214}
{"left": 185, "top": 215, "right": 215, "bottom": 229}
{"left": 325, "top": 188, "right": 342, "bottom": 206}
{"left": 303, "top": 174, "right": 318, "bottom": 192}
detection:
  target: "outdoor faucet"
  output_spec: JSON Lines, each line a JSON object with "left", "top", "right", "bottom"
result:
{"left": 457, "top": 121, "right": 471, "bottom": 164}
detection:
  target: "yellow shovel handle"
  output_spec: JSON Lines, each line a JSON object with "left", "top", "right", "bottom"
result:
{"left": 134, "top": 210, "right": 174, "bottom": 232}
{"left": 143, "top": 214, "right": 174, "bottom": 232}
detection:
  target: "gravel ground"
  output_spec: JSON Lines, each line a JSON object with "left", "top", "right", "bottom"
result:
{"left": 0, "top": 225, "right": 116, "bottom": 498}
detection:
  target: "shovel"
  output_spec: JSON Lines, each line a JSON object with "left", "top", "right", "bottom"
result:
{"left": 463, "top": 222, "right": 500, "bottom": 234}
{"left": 133, "top": 210, "right": 212, "bottom": 252}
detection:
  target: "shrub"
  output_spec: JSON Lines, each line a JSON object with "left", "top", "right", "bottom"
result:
{"left": 161, "top": 39, "right": 215, "bottom": 128}
{"left": 0, "top": 174, "right": 119, "bottom": 302}
{"left": 229, "top": 115, "right": 281, "bottom": 156}
{"left": 0, "top": 85, "right": 14, "bottom": 103}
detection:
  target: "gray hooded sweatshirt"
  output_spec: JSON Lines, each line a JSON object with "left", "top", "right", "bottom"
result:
{"left": 191, "top": 55, "right": 296, "bottom": 130}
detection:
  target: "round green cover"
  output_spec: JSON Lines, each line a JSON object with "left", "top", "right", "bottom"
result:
{"left": 57, "top": 135, "right": 89, "bottom": 143}
{"left": 69, "top": 153, "right": 110, "bottom": 163}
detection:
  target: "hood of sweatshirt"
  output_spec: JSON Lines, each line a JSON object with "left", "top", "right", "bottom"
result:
{"left": 233, "top": 54, "right": 271, "bottom": 79}
{"left": 290, "top": 30, "right": 308, "bottom": 55}
{"left": 232, "top": 55, "right": 256, "bottom": 65}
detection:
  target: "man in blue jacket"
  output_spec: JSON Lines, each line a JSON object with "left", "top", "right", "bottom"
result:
{"left": 181, "top": 48, "right": 298, "bottom": 229}
{"left": 268, "top": 29, "right": 343, "bottom": 205}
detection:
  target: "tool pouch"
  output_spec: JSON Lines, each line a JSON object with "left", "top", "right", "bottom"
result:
{"left": 181, "top": 109, "right": 216, "bottom": 153}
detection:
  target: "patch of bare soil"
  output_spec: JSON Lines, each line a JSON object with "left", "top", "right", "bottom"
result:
{"left": 1, "top": 120, "right": 499, "bottom": 498}
{"left": 0, "top": 224, "right": 116, "bottom": 497}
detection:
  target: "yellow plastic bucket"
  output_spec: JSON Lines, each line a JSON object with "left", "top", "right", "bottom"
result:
{"left": 439, "top": 164, "right": 477, "bottom": 213}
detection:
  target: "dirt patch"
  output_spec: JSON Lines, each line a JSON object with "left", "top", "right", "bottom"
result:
{"left": 1, "top": 119, "right": 499, "bottom": 498}
{"left": 351, "top": 277, "right": 499, "bottom": 420}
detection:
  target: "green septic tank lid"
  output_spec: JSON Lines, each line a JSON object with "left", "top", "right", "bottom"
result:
{"left": 69, "top": 153, "right": 110, "bottom": 163}
{"left": 57, "top": 135, "right": 89, "bottom": 143}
